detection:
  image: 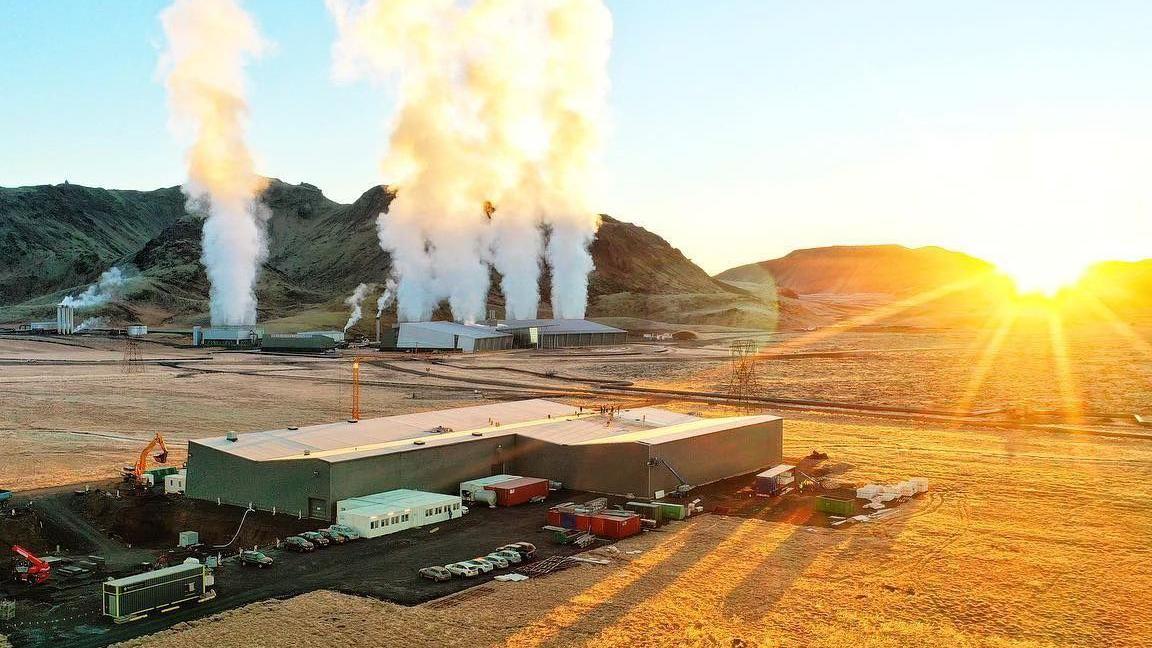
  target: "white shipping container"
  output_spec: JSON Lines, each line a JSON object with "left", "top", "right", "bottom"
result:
{"left": 458, "top": 474, "right": 518, "bottom": 499}
{"left": 165, "top": 471, "right": 186, "bottom": 494}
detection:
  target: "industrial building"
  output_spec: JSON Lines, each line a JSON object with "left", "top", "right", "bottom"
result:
{"left": 260, "top": 333, "right": 337, "bottom": 353}
{"left": 192, "top": 325, "right": 265, "bottom": 347}
{"left": 381, "top": 321, "right": 513, "bottom": 353}
{"left": 184, "top": 399, "right": 783, "bottom": 520}
{"left": 57, "top": 304, "right": 75, "bottom": 334}
{"left": 495, "top": 319, "right": 627, "bottom": 348}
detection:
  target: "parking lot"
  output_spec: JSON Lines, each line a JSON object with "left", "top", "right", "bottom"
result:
{"left": 3, "top": 494, "right": 586, "bottom": 648}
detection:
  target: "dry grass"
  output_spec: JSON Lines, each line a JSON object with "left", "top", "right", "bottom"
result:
{"left": 114, "top": 417, "right": 1152, "bottom": 647}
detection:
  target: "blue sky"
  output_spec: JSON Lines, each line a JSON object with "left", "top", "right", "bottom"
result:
{"left": 2, "top": 1, "right": 1150, "bottom": 277}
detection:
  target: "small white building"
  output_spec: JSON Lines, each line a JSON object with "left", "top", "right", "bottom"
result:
{"left": 385, "top": 321, "right": 512, "bottom": 353}
{"left": 336, "top": 489, "right": 465, "bottom": 539}
{"left": 192, "top": 325, "right": 265, "bottom": 347}
{"left": 127, "top": 325, "right": 148, "bottom": 337}
{"left": 165, "top": 470, "right": 187, "bottom": 494}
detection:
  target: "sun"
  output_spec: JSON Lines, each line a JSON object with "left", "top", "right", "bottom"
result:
{"left": 994, "top": 255, "right": 1087, "bottom": 296}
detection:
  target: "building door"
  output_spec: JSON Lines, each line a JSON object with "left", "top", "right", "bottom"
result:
{"left": 308, "top": 497, "right": 328, "bottom": 520}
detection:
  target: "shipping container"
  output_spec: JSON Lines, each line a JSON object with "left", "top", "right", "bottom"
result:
{"left": 655, "top": 502, "right": 686, "bottom": 521}
{"left": 459, "top": 474, "right": 518, "bottom": 500}
{"left": 593, "top": 513, "right": 641, "bottom": 539}
{"left": 625, "top": 501, "right": 663, "bottom": 524}
{"left": 815, "top": 496, "right": 855, "bottom": 517}
{"left": 485, "top": 476, "right": 549, "bottom": 506}
{"left": 102, "top": 561, "right": 209, "bottom": 621}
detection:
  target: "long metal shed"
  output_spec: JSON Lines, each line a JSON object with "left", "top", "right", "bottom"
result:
{"left": 102, "top": 561, "right": 209, "bottom": 621}
{"left": 383, "top": 321, "right": 513, "bottom": 353}
{"left": 496, "top": 319, "right": 627, "bottom": 349}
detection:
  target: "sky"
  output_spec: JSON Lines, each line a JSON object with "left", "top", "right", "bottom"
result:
{"left": 1, "top": 1, "right": 1150, "bottom": 279}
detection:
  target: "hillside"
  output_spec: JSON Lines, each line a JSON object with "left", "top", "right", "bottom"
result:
{"left": 1, "top": 181, "right": 779, "bottom": 330}
{"left": 716, "top": 244, "right": 1001, "bottom": 296}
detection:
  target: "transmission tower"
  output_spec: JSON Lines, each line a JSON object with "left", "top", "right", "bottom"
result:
{"left": 726, "top": 339, "right": 761, "bottom": 408}
{"left": 122, "top": 340, "right": 145, "bottom": 374}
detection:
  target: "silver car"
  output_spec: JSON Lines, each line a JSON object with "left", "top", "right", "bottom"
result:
{"left": 463, "top": 559, "right": 494, "bottom": 574}
{"left": 485, "top": 552, "right": 512, "bottom": 567}
{"left": 445, "top": 562, "right": 480, "bottom": 577}
{"left": 492, "top": 549, "right": 522, "bottom": 564}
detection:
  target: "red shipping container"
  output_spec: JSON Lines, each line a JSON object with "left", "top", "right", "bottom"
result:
{"left": 592, "top": 513, "right": 641, "bottom": 539}
{"left": 547, "top": 508, "right": 562, "bottom": 527}
{"left": 485, "top": 476, "right": 550, "bottom": 507}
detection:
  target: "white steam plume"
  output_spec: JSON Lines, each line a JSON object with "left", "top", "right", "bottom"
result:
{"left": 74, "top": 317, "right": 107, "bottom": 333}
{"left": 343, "top": 282, "right": 372, "bottom": 331}
{"left": 376, "top": 278, "right": 397, "bottom": 318}
{"left": 159, "top": 0, "right": 270, "bottom": 326}
{"left": 327, "top": 0, "right": 611, "bottom": 323}
{"left": 60, "top": 267, "right": 129, "bottom": 309}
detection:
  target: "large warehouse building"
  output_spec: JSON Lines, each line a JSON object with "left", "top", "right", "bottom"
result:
{"left": 185, "top": 399, "right": 782, "bottom": 520}
{"left": 381, "top": 318, "right": 627, "bottom": 353}
{"left": 496, "top": 319, "right": 627, "bottom": 348}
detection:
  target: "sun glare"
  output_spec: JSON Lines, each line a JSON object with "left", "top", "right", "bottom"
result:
{"left": 994, "top": 255, "right": 1089, "bottom": 296}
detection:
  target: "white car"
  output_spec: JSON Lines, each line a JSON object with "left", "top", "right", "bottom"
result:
{"left": 492, "top": 549, "right": 522, "bottom": 564}
{"left": 445, "top": 562, "right": 480, "bottom": 577}
{"left": 463, "top": 559, "right": 494, "bottom": 574}
{"left": 483, "top": 554, "right": 510, "bottom": 569}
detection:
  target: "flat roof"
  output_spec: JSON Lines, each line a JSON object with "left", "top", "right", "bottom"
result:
{"left": 191, "top": 399, "right": 781, "bottom": 464}
{"left": 756, "top": 464, "right": 796, "bottom": 479}
{"left": 396, "top": 321, "right": 511, "bottom": 339}
{"left": 495, "top": 318, "right": 626, "bottom": 334}
{"left": 107, "top": 561, "right": 201, "bottom": 587}
{"left": 339, "top": 489, "right": 458, "bottom": 513}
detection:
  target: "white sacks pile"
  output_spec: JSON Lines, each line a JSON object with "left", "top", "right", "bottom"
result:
{"left": 855, "top": 478, "right": 929, "bottom": 503}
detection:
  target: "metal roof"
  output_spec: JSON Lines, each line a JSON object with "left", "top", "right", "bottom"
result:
{"left": 756, "top": 464, "right": 796, "bottom": 479}
{"left": 495, "top": 318, "right": 626, "bottom": 334}
{"left": 191, "top": 399, "right": 780, "bottom": 463}
{"left": 106, "top": 561, "right": 202, "bottom": 587}
{"left": 396, "top": 321, "right": 511, "bottom": 339}
{"left": 339, "top": 489, "right": 459, "bottom": 513}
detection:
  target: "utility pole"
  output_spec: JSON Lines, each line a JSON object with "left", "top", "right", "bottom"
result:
{"left": 351, "top": 357, "right": 362, "bottom": 421}
{"left": 726, "top": 339, "right": 761, "bottom": 409}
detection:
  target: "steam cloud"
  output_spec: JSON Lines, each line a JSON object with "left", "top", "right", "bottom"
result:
{"left": 74, "top": 317, "right": 107, "bottom": 333}
{"left": 159, "top": 0, "right": 269, "bottom": 326}
{"left": 343, "top": 282, "right": 372, "bottom": 331}
{"left": 376, "top": 278, "right": 397, "bottom": 318}
{"left": 327, "top": 0, "right": 611, "bottom": 323}
{"left": 60, "top": 267, "right": 129, "bottom": 309}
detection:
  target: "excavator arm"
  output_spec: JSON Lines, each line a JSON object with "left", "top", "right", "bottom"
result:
{"left": 130, "top": 432, "right": 169, "bottom": 482}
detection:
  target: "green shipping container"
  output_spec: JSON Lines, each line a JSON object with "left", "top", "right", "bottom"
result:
{"left": 103, "top": 562, "right": 206, "bottom": 620}
{"left": 655, "top": 502, "right": 686, "bottom": 521}
{"left": 146, "top": 467, "right": 179, "bottom": 479}
{"left": 625, "top": 501, "right": 663, "bottom": 523}
{"left": 815, "top": 496, "right": 855, "bottom": 517}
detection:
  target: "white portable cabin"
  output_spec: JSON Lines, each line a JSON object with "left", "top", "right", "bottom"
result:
{"left": 165, "top": 470, "right": 187, "bottom": 494}
{"left": 336, "top": 489, "right": 465, "bottom": 539}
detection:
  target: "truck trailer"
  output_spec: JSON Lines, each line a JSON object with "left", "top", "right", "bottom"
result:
{"left": 102, "top": 559, "right": 214, "bottom": 622}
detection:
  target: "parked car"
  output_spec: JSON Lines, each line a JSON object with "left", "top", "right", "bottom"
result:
{"left": 497, "top": 542, "right": 537, "bottom": 559}
{"left": 472, "top": 556, "right": 502, "bottom": 571}
{"left": 462, "top": 559, "right": 494, "bottom": 574}
{"left": 483, "top": 553, "right": 510, "bottom": 569}
{"left": 419, "top": 566, "right": 453, "bottom": 582}
{"left": 240, "top": 550, "right": 273, "bottom": 568}
{"left": 300, "top": 531, "right": 330, "bottom": 547}
{"left": 326, "top": 524, "right": 361, "bottom": 541}
{"left": 445, "top": 562, "right": 481, "bottom": 577}
{"left": 283, "top": 536, "right": 315, "bottom": 552}
{"left": 492, "top": 549, "right": 522, "bottom": 564}
{"left": 317, "top": 529, "right": 346, "bottom": 544}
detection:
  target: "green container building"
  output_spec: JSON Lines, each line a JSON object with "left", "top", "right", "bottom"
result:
{"left": 655, "top": 502, "right": 687, "bottom": 521}
{"left": 102, "top": 561, "right": 208, "bottom": 621}
{"left": 815, "top": 495, "right": 856, "bottom": 517}
{"left": 625, "top": 501, "right": 664, "bottom": 523}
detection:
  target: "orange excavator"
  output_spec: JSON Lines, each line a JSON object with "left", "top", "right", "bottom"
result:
{"left": 122, "top": 432, "right": 169, "bottom": 484}
{"left": 10, "top": 545, "right": 50, "bottom": 585}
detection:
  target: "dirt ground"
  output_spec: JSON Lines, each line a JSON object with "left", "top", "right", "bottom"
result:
{"left": 2, "top": 321, "right": 1151, "bottom": 647}
{"left": 110, "top": 414, "right": 1152, "bottom": 646}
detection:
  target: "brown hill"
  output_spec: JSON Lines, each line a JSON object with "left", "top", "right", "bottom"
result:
{"left": 716, "top": 244, "right": 1002, "bottom": 296}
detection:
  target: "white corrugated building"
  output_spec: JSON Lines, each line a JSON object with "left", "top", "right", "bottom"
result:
{"left": 336, "top": 489, "right": 464, "bottom": 538}
{"left": 384, "top": 321, "right": 512, "bottom": 353}
{"left": 495, "top": 319, "right": 627, "bottom": 348}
